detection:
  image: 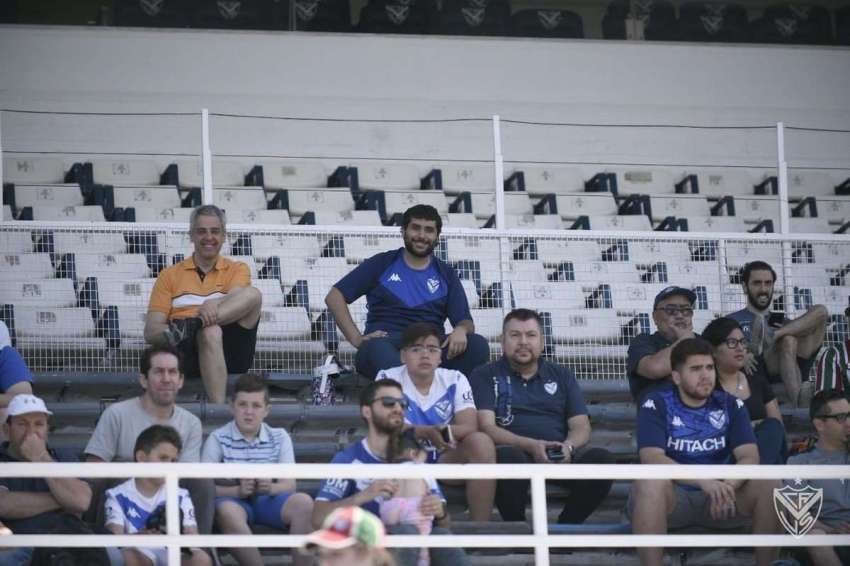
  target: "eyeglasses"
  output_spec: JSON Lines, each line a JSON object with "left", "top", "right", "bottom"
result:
{"left": 406, "top": 345, "right": 442, "bottom": 356}
{"left": 371, "top": 396, "right": 409, "bottom": 410}
{"left": 655, "top": 305, "right": 694, "bottom": 317}
{"left": 723, "top": 338, "right": 749, "bottom": 349}
{"left": 815, "top": 411, "right": 850, "bottom": 423}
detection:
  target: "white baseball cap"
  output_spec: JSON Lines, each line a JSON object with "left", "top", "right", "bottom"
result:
{"left": 6, "top": 394, "right": 52, "bottom": 419}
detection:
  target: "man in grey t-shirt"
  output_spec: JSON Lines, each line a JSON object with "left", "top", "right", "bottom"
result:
{"left": 84, "top": 345, "right": 213, "bottom": 533}
{"left": 786, "top": 390, "right": 850, "bottom": 565}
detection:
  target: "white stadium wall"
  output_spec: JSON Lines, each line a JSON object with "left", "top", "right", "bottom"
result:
{"left": 1, "top": 25, "right": 849, "bottom": 170}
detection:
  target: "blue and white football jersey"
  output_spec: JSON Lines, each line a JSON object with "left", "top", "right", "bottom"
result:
{"left": 378, "top": 365, "right": 476, "bottom": 428}
{"left": 104, "top": 478, "right": 196, "bottom": 534}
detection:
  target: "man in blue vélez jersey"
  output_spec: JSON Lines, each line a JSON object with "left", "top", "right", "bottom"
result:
{"left": 629, "top": 337, "right": 780, "bottom": 566}
{"left": 325, "top": 204, "right": 489, "bottom": 379}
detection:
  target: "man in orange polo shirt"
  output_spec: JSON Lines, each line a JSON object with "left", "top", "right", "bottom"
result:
{"left": 145, "top": 205, "right": 262, "bottom": 403}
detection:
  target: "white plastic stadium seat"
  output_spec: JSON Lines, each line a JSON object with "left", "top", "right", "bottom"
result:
{"left": 0, "top": 254, "right": 52, "bottom": 281}
{"left": 93, "top": 159, "right": 162, "bottom": 186}
{"left": 14, "top": 306, "right": 104, "bottom": 349}
{"left": 254, "top": 279, "right": 287, "bottom": 307}
{"left": 74, "top": 253, "right": 150, "bottom": 281}
{"left": 313, "top": 210, "right": 382, "bottom": 226}
{"left": 614, "top": 168, "right": 676, "bottom": 195}
{"left": 343, "top": 233, "right": 403, "bottom": 263}
{"left": 627, "top": 240, "right": 691, "bottom": 265}
{"left": 0, "top": 231, "right": 34, "bottom": 253}
{"left": 572, "top": 261, "right": 640, "bottom": 284}
{"left": 257, "top": 307, "right": 313, "bottom": 339}
{"left": 686, "top": 216, "right": 747, "bottom": 233}
{"left": 53, "top": 231, "right": 126, "bottom": 254}
{"left": 513, "top": 166, "right": 584, "bottom": 196}
{"left": 649, "top": 195, "right": 711, "bottom": 221}
{"left": 469, "top": 308, "right": 505, "bottom": 341}
{"left": 470, "top": 192, "right": 532, "bottom": 219}
{"left": 724, "top": 241, "right": 784, "bottom": 270}
{"left": 32, "top": 205, "right": 105, "bottom": 222}
{"left": 285, "top": 188, "right": 354, "bottom": 216}
{"left": 790, "top": 217, "right": 834, "bottom": 234}
{"left": 510, "top": 281, "right": 586, "bottom": 311}
{"left": 117, "top": 305, "right": 147, "bottom": 343}
{"left": 3, "top": 204, "right": 11, "bottom": 220}
{"left": 528, "top": 214, "right": 564, "bottom": 229}
{"left": 260, "top": 160, "right": 327, "bottom": 189}
{"left": 13, "top": 184, "right": 84, "bottom": 208}
{"left": 172, "top": 159, "right": 204, "bottom": 188}
{"left": 534, "top": 238, "right": 600, "bottom": 264}
{"left": 503, "top": 260, "right": 547, "bottom": 282}
{"left": 761, "top": 169, "right": 836, "bottom": 198}
{"left": 585, "top": 215, "right": 652, "bottom": 231}
{"left": 461, "top": 279, "right": 479, "bottom": 309}
{"left": 252, "top": 234, "right": 322, "bottom": 262}
{"left": 356, "top": 163, "right": 422, "bottom": 191}
{"left": 556, "top": 192, "right": 617, "bottom": 219}
{"left": 97, "top": 278, "right": 157, "bottom": 307}
{"left": 213, "top": 161, "right": 250, "bottom": 188}
{"left": 381, "top": 190, "right": 448, "bottom": 217}
{"left": 812, "top": 243, "right": 850, "bottom": 269}
{"left": 611, "top": 282, "right": 671, "bottom": 312}
{"left": 113, "top": 186, "right": 181, "bottom": 210}
{"left": 3, "top": 156, "right": 66, "bottom": 184}
{"left": 444, "top": 235, "right": 502, "bottom": 283}
{"left": 304, "top": 258, "right": 351, "bottom": 311}
{"left": 734, "top": 197, "right": 780, "bottom": 223}
{"left": 0, "top": 279, "right": 77, "bottom": 307}
{"left": 214, "top": 187, "right": 268, "bottom": 213}
{"left": 445, "top": 213, "right": 480, "bottom": 228}
{"left": 133, "top": 207, "right": 194, "bottom": 223}
{"left": 683, "top": 169, "right": 756, "bottom": 197}
{"left": 228, "top": 209, "right": 291, "bottom": 225}
{"left": 814, "top": 198, "right": 850, "bottom": 223}
{"left": 549, "top": 309, "right": 620, "bottom": 343}
{"left": 438, "top": 164, "right": 495, "bottom": 194}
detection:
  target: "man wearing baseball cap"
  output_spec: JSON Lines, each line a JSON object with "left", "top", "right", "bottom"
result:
{"left": 626, "top": 286, "right": 698, "bottom": 401}
{"left": 0, "top": 394, "right": 92, "bottom": 561}
{"left": 303, "top": 506, "right": 394, "bottom": 566}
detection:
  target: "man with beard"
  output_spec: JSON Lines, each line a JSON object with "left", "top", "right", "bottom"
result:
{"left": 313, "top": 378, "right": 470, "bottom": 566}
{"left": 627, "top": 286, "right": 698, "bottom": 401}
{"left": 145, "top": 204, "right": 262, "bottom": 404}
{"left": 629, "top": 338, "right": 780, "bottom": 566}
{"left": 325, "top": 204, "right": 488, "bottom": 379}
{"left": 727, "top": 260, "right": 828, "bottom": 407}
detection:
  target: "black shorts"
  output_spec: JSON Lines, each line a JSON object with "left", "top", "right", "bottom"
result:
{"left": 180, "top": 321, "right": 258, "bottom": 379}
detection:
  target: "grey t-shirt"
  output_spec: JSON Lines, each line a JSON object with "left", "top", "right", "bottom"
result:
{"left": 787, "top": 446, "right": 850, "bottom": 528}
{"left": 84, "top": 397, "right": 202, "bottom": 462}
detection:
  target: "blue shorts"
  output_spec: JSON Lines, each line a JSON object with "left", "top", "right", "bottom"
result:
{"left": 215, "top": 493, "right": 292, "bottom": 530}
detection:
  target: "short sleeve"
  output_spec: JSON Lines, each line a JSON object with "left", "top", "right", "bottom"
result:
{"left": 201, "top": 433, "right": 223, "bottom": 463}
{"left": 636, "top": 395, "right": 668, "bottom": 451}
{"left": 444, "top": 267, "right": 472, "bottom": 326}
{"left": 453, "top": 372, "right": 476, "bottom": 413}
{"left": 752, "top": 367, "right": 775, "bottom": 405}
{"left": 469, "top": 365, "right": 496, "bottom": 412}
{"left": 561, "top": 368, "right": 587, "bottom": 418}
{"left": 179, "top": 490, "right": 198, "bottom": 529}
{"left": 315, "top": 452, "right": 357, "bottom": 502}
{"left": 277, "top": 430, "right": 295, "bottom": 464}
{"left": 727, "top": 396, "right": 757, "bottom": 450}
{"left": 147, "top": 269, "right": 174, "bottom": 315}
{"left": 0, "top": 345, "right": 33, "bottom": 393}
{"left": 85, "top": 405, "right": 120, "bottom": 462}
{"left": 334, "top": 255, "right": 383, "bottom": 304}
{"left": 104, "top": 489, "right": 125, "bottom": 530}
{"left": 627, "top": 334, "right": 658, "bottom": 376}
{"left": 180, "top": 417, "right": 203, "bottom": 463}
{"left": 229, "top": 261, "right": 251, "bottom": 288}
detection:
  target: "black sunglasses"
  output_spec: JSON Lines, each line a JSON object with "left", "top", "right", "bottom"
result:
{"left": 371, "top": 396, "right": 409, "bottom": 410}
{"left": 816, "top": 411, "right": 850, "bottom": 424}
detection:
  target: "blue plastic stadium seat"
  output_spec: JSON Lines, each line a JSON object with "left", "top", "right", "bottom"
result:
{"left": 113, "top": 0, "right": 191, "bottom": 27}
{"left": 510, "top": 9, "right": 584, "bottom": 38}
{"left": 358, "top": 0, "right": 431, "bottom": 34}
{"left": 678, "top": 1, "right": 750, "bottom": 42}
{"left": 835, "top": 4, "right": 850, "bottom": 44}
{"left": 431, "top": 0, "right": 510, "bottom": 36}
{"left": 294, "top": 0, "right": 351, "bottom": 31}
{"left": 750, "top": 3, "right": 832, "bottom": 44}
{"left": 192, "top": 0, "right": 277, "bottom": 30}
{"left": 602, "top": 0, "right": 677, "bottom": 40}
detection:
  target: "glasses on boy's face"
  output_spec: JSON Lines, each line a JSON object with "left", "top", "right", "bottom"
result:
{"left": 722, "top": 338, "right": 749, "bottom": 349}
{"left": 371, "top": 396, "right": 409, "bottom": 410}
{"left": 816, "top": 411, "right": 850, "bottom": 424}
{"left": 406, "top": 345, "right": 442, "bottom": 356}
{"left": 655, "top": 305, "right": 694, "bottom": 317}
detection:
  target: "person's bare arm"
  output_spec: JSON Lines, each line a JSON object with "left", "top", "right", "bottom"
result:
{"left": 725, "top": 443, "right": 759, "bottom": 490}
{"left": 636, "top": 344, "right": 677, "bottom": 381}
{"left": 312, "top": 480, "right": 398, "bottom": 527}
{"left": 564, "top": 414, "right": 591, "bottom": 453}
{"left": 0, "top": 381, "right": 33, "bottom": 408}
{"left": 639, "top": 447, "right": 703, "bottom": 490}
{"left": 764, "top": 399, "right": 783, "bottom": 423}
{"left": 105, "top": 523, "right": 125, "bottom": 535}
{"left": 325, "top": 287, "right": 374, "bottom": 348}
{"left": 447, "top": 407, "right": 479, "bottom": 440}
{"left": 143, "top": 311, "right": 170, "bottom": 345}
{"left": 19, "top": 437, "right": 91, "bottom": 514}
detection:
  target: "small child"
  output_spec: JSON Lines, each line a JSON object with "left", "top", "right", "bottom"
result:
{"left": 379, "top": 429, "right": 442, "bottom": 566}
{"left": 105, "top": 424, "right": 210, "bottom": 566}
{"left": 201, "top": 372, "right": 314, "bottom": 566}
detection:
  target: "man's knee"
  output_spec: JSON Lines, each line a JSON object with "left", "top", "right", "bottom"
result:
{"left": 215, "top": 500, "right": 246, "bottom": 525}
{"left": 578, "top": 446, "right": 616, "bottom": 465}
{"left": 464, "top": 333, "right": 490, "bottom": 365}
{"left": 356, "top": 336, "right": 401, "bottom": 377}
{"left": 460, "top": 431, "right": 496, "bottom": 462}
{"left": 808, "top": 304, "right": 829, "bottom": 326}
{"left": 632, "top": 479, "right": 673, "bottom": 510}
{"left": 778, "top": 334, "right": 798, "bottom": 355}
{"left": 284, "top": 492, "right": 314, "bottom": 517}
{"left": 496, "top": 445, "right": 529, "bottom": 464}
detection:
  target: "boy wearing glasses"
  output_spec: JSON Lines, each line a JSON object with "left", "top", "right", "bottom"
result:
{"left": 786, "top": 390, "right": 850, "bottom": 566}
{"left": 376, "top": 322, "right": 497, "bottom": 522}
{"left": 313, "top": 378, "right": 470, "bottom": 566}
{"left": 627, "top": 286, "right": 697, "bottom": 401}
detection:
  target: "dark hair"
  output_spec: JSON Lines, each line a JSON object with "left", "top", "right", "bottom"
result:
{"left": 741, "top": 261, "right": 777, "bottom": 286}
{"left": 386, "top": 428, "right": 426, "bottom": 463}
{"left": 401, "top": 204, "right": 442, "bottom": 234}
{"left": 810, "top": 389, "right": 849, "bottom": 422}
{"left": 140, "top": 345, "right": 183, "bottom": 377}
{"left": 400, "top": 322, "right": 442, "bottom": 349}
{"left": 670, "top": 337, "right": 715, "bottom": 372}
{"left": 502, "top": 308, "right": 543, "bottom": 330}
{"left": 233, "top": 372, "right": 270, "bottom": 404}
{"left": 701, "top": 317, "right": 743, "bottom": 348}
{"left": 359, "top": 378, "right": 403, "bottom": 407}
{"left": 133, "top": 424, "right": 183, "bottom": 460}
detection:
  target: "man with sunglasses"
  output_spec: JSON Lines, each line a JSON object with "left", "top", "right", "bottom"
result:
{"left": 313, "top": 378, "right": 470, "bottom": 566}
{"left": 786, "top": 390, "right": 850, "bottom": 565}
{"left": 377, "top": 322, "right": 496, "bottom": 522}
{"left": 627, "top": 286, "right": 697, "bottom": 401}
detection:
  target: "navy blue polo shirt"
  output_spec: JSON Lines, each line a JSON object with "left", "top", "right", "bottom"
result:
{"left": 469, "top": 357, "right": 587, "bottom": 443}
{"left": 627, "top": 331, "right": 674, "bottom": 401}
{"left": 333, "top": 248, "right": 471, "bottom": 334}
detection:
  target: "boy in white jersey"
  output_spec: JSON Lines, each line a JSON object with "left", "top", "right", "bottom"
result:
{"left": 376, "top": 322, "right": 496, "bottom": 521}
{"left": 105, "top": 424, "right": 210, "bottom": 566}
{"left": 202, "top": 373, "right": 314, "bottom": 566}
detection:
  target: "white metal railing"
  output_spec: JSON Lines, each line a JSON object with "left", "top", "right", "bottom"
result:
{"left": 2, "top": 462, "right": 850, "bottom": 565}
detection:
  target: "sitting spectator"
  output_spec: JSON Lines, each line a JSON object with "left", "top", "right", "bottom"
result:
{"left": 814, "top": 306, "right": 850, "bottom": 394}
{"left": 702, "top": 317, "right": 788, "bottom": 464}
{"left": 105, "top": 424, "right": 210, "bottom": 566}
{"left": 470, "top": 308, "right": 614, "bottom": 523}
{"left": 325, "top": 204, "right": 489, "bottom": 379}
{"left": 0, "top": 395, "right": 92, "bottom": 565}
{"left": 786, "top": 390, "right": 850, "bottom": 566}
{"left": 313, "top": 378, "right": 470, "bottom": 566}
{"left": 303, "top": 506, "right": 395, "bottom": 566}
{"left": 627, "top": 286, "right": 697, "bottom": 401}
{"left": 0, "top": 320, "right": 33, "bottom": 427}
{"left": 201, "top": 373, "right": 314, "bottom": 566}
{"left": 727, "top": 260, "right": 828, "bottom": 407}
{"left": 85, "top": 345, "right": 214, "bottom": 535}
{"left": 377, "top": 322, "right": 496, "bottom": 521}
{"left": 629, "top": 338, "right": 780, "bottom": 566}
{"left": 144, "top": 204, "right": 262, "bottom": 403}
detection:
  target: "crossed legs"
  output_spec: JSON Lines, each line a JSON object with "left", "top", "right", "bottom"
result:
{"left": 764, "top": 304, "right": 828, "bottom": 406}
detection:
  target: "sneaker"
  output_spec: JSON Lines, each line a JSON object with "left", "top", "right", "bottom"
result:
{"left": 750, "top": 314, "right": 765, "bottom": 357}
{"left": 163, "top": 317, "right": 202, "bottom": 350}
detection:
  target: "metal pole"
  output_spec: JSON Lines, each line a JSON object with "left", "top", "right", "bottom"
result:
{"left": 492, "top": 115, "right": 505, "bottom": 230}
{"left": 0, "top": 111, "right": 5, "bottom": 213}
{"left": 776, "top": 122, "right": 790, "bottom": 235}
{"left": 202, "top": 109, "right": 214, "bottom": 206}
{"left": 166, "top": 472, "right": 181, "bottom": 565}
{"left": 530, "top": 475, "right": 550, "bottom": 566}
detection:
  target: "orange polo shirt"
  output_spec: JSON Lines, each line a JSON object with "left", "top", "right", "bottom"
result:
{"left": 148, "top": 255, "right": 251, "bottom": 321}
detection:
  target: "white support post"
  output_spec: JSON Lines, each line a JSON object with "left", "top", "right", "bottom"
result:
{"left": 0, "top": 111, "right": 5, "bottom": 212}
{"left": 776, "top": 122, "right": 790, "bottom": 235}
{"left": 166, "top": 473, "right": 181, "bottom": 565}
{"left": 201, "top": 109, "right": 214, "bottom": 206}
{"left": 530, "top": 475, "right": 550, "bottom": 566}
{"left": 492, "top": 115, "right": 505, "bottom": 231}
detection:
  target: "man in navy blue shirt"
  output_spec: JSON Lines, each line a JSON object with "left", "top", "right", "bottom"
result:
{"left": 469, "top": 308, "right": 614, "bottom": 523}
{"left": 727, "top": 260, "right": 828, "bottom": 407}
{"left": 626, "top": 286, "right": 697, "bottom": 401}
{"left": 629, "top": 338, "right": 780, "bottom": 566}
{"left": 325, "top": 204, "right": 489, "bottom": 379}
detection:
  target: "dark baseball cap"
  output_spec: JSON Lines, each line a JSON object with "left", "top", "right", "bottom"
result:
{"left": 653, "top": 286, "right": 697, "bottom": 308}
